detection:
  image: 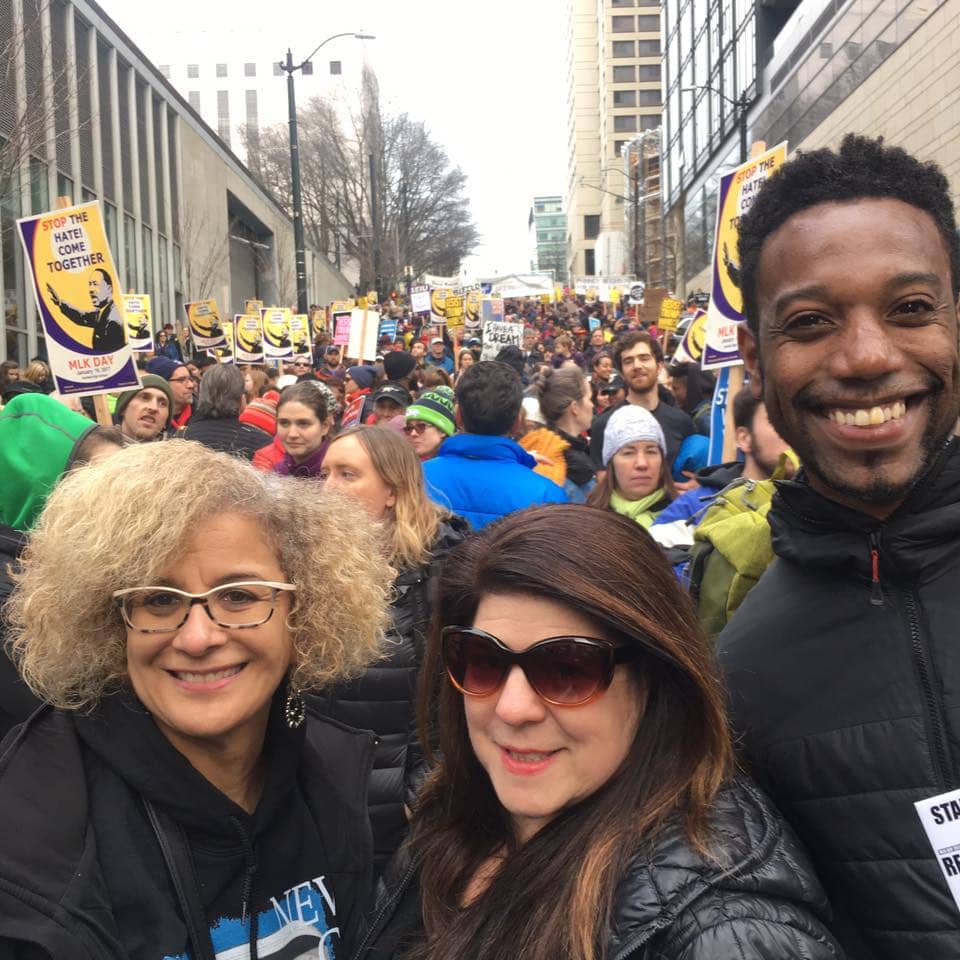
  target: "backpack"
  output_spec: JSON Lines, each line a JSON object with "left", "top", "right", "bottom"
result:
{"left": 687, "top": 451, "right": 798, "bottom": 639}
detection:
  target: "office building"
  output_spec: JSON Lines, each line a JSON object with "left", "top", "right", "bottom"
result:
{"left": 528, "top": 196, "right": 567, "bottom": 282}
{"left": 0, "top": 0, "right": 351, "bottom": 366}
{"left": 565, "top": 0, "right": 663, "bottom": 279}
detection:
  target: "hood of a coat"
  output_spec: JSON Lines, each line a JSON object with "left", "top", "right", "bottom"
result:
{"left": 769, "top": 437, "right": 960, "bottom": 583}
{"left": 0, "top": 394, "right": 98, "bottom": 531}
{"left": 693, "top": 460, "right": 743, "bottom": 490}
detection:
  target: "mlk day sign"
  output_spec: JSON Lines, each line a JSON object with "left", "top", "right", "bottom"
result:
{"left": 703, "top": 142, "right": 788, "bottom": 369}
{"left": 431, "top": 287, "right": 453, "bottom": 326}
{"left": 17, "top": 201, "right": 140, "bottom": 396}
{"left": 290, "top": 314, "right": 312, "bottom": 360}
{"left": 480, "top": 321, "right": 523, "bottom": 362}
{"left": 464, "top": 288, "right": 482, "bottom": 330}
{"left": 262, "top": 307, "right": 294, "bottom": 360}
{"left": 185, "top": 299, "right": 227, "bottom": 350}
{"left": 215, "top": 319, "right": 235, "bottom": 363}
{"left": 235, "top": 314, "right": 264, "bottom": 363}
{"left": 410, "top": 284, "right": 431, "bottom": 316}
{"left": 122, "top": 294, "right": 153, "bottom": 352}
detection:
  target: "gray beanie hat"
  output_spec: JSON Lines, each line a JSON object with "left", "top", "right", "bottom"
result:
{"left": 602, "top": 404, "right": 666, "bottom": 467}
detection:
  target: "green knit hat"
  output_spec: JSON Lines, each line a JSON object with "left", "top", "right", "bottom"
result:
{"left": 406, "top": 389, "right": 456, "bottom": 436}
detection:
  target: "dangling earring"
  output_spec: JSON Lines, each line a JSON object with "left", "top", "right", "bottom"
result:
{"left": 285, "top": 689, "right": 306, "bottom": 729}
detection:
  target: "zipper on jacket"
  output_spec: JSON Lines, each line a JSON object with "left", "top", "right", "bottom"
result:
{"left": 904, "top": 589, "right": 953, "bottom": 791}
{"left": 349, "top": 855, "right": 420, "bottom": 960}
{"left": 868, "top": 532, "right": 883, "bottom": 606}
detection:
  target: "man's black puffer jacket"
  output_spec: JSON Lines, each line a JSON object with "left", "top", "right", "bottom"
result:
{"left": 0, "top": 525, "right": 39, "bottom": 739}
{"left": 717, "top": 438, "right": 960, "bottom": 960}
{"left": 354, "top": 778, "right": 844, "bottom": 960}
{"left": 319, "top": 517, "right": 469, "bottom": 867}
{"left": 180, "top": 415, "right": 271, "bottom": 460}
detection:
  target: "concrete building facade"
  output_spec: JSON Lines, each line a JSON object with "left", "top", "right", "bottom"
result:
{"left": 565, "top": 0, "right": 663, "bottom": 280}
{"left": 0, "top": 0, "right": 351, "bottom": 366}
{"left": 528, "top": 195, "right": 567, "bottom": 282}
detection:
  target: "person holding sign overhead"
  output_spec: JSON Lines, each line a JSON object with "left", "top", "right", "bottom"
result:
{"left": 45, "top": 268, "right": 124, "bottom": 352}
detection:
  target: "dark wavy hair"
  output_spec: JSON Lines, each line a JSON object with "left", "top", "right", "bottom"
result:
{"left": 408, "top": 504, "right": 732, "bottom": 960}
{"left": 738, "top": 133, "right": 960, "bottom": 335}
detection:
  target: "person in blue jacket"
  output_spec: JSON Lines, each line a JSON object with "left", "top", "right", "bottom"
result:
{"left": 422, "top": 361, "right": 567, "bottom": 528}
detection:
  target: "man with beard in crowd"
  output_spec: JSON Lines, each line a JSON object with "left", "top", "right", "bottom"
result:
{"left": 717, "top": 134, "right": 960, "bottom": 960}
{"left": 114, "top": 375, "right": 172, "bottom": 443}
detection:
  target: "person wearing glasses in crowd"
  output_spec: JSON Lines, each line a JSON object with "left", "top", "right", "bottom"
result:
{"left": 0, "top": 441, "right": 394, "bottom": 960}
{"left": 145, "top": 356, "right": 196, "bottom": 433}
{"left": 356, "top": 504, "right": 843, "bottom": 960}
{"left": 318, "top": 426, "right": 468, "bottom": 868}
{"left": 403, "top": 388, "right": 456, "bottom": 461}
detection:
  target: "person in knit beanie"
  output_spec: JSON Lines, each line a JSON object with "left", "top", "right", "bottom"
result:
{"left": 239, "top": 389, "right": 279, "bottom": 437}
{"left": 587, "top": 404, "right": 675, "bottom": 528}
{"left": 114, "top": 374, "right": 173, "bottom": 442}
{"left": 403, "top": 388, "right": 455, "bottom": 461}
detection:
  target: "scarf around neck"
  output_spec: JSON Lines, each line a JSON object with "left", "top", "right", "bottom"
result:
{"left": 609, "top": 488, "right": 667, "bottom": 528}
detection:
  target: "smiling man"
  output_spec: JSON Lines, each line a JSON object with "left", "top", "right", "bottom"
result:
{"left": 716, "top": 135, "right": 960, "bottom": 960}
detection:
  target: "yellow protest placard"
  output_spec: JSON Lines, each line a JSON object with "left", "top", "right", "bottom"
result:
{"left": 235, "top": 313, "right": 264, "bottom": 363}
{"left": 185, "top": 299, "right": 227, "bottom": 349}
{"left": 122, "top": 293, "right": 153, "bottom": 352}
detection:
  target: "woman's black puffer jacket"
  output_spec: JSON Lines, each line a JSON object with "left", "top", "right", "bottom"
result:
{"left": 356, "top": 778, "right": 846, "bottom": 960}
{"left": 318, "top": 516, "right": 470, "bottom": 868}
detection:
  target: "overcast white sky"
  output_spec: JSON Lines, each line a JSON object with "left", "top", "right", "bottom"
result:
{"left": 97, "top": 0, "right": 569, "bottom": 277}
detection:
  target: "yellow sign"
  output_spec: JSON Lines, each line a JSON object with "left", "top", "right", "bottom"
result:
{"left": 262, "top": 307, "right": 294, "bottom": 360}
{"left": 291, "top": 314, "right": 312, "bottom": 358}
{"left": 464, "top": 289, "right": 481, "bottom": 329}
{"left": 431, "top": 287, "right": 452, "bottom": 325}
{"left": 215, "top": 319, "right": 235, "bottom": 363}
{"left": 122, "top": 293, "right": 153, "bottom": 352}
{"left": 185, "top": 299, "right": 227, "bottom": 349}
{"left": 245, "top": 299, "right": 264, "bottom": 316}
{"left": 657, "top": 297, "right": 684, "bottom": 333}
{"left": 235, "top": 313, "right": 264, "bottom": 362}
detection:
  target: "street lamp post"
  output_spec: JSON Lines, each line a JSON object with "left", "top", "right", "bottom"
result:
{"left": 279, "top": 32, "right": 375, "bottom": 314}
{"left": 681, "top": 85, "right": 750, "bottom": 164}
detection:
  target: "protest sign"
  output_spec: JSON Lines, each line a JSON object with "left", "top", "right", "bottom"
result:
{"left": 703, "top": 142, "right": 788, "bottom": 369}
{"left": 262, "top": 307, "right": 294, "bottom": 360}
{"left": 431, "top": 287, "right": 452, "bottom": 326}
{"left": 464, "top": 289, "right": 481, "bottom": 330}
{"left": 658, "top": 297, "right": 684, "bottom": 333}
{"left": 16, "top": 200, "right": 140, "bottom": 397}
{"left": 410, "top": 285, "right": 431, "bottom": 315}
{"left": 588, "top": 316, "right": 601, "bottom": 333}
{"left": 445, "top": 294, "right": 465, "bottom": 339}
{"left": 333, "top": 311, "right": 351, "bottom": 346}
{"left": 480, "top": 321, "right": 523, "bottom": 362}
{"left": 638, "top": 287, "right": 669, "bottom": 326}
{"left": 235, "top": 313, "right": 264, "bottom": 363}
{"left": 340, "top": 392, "right": 366, "bottom": 429}
{"left": 348, "top": 307, "right": 380, "bottom": 362}
{"left": 330, "top": 298, "right": 354, "bottom": 314}
{"left": 122, "top": 294, "right": 153, "bottom": 352}
{"left": 423, "top": 273, "right": 458, "bottom": 288}
{"left": 309, "top": 305, "right": 326, "bottom": 340}
{"left": 480, "top": 296, "right": 505, "bottom": 328}
{"left": 672, "top": 309, "right": 708, "bottom": 365}
{"left": 245, "top": 299, "right": 264, "bottom": 316}
{"left": 628, "top": 282, "right": 646, "bottom": 305}
{"left": 379, "top": 318, "right": 398, "bottom": 342}
{"left": 215, "top": 319, "right": 235, "bottom": 363}
{"left": 290, "top": 314, "right": 312, "bottom": 360}
{"left": 185, "top": 299, "right": 227, "bottom": 349}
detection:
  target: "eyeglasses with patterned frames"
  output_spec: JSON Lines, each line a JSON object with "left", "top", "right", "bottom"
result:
{"left": 112, "top": 580, "right": 296, "bottom": 633}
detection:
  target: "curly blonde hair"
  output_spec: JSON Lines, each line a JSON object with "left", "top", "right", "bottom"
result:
{"left": 5, "top": 440, "right": 394, "bottom": 709}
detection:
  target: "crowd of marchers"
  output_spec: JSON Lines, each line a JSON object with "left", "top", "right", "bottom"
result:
{"left": 0, "top": 133, "right": 958, "bottom": 960}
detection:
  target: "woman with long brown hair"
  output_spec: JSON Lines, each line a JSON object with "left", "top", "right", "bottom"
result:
{"left": 357, "top": 504, "right": 842, "bottom": 960}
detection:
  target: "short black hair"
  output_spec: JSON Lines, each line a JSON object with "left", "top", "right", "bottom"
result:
{"left": 739, "top": 133, "right": 960, "bottom": 335}
{"left": 455, "top": 361, "right": 523, "bottom": 436}
{"left": 92, "top": 267, "right": 113, "bottom": 289}
{"left": 732, "top": 386, "right": 761, "bottom": 432}
{"left": 612, "top": 331, "right": 663, "bottom": 372}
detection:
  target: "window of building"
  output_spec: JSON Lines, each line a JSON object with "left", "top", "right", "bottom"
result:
{"left": 584, "top": 249, "right": 596, "bottom": 276}
{"left": 638, "top": 38, "right": 661, "bottom": 55}
{"left": 638, "top": 89, "right": 662, "bottom": 106}
{"left": 612, "top": 40, "right": 635, "bottom": 58}
{"left": 584, "top": 215, "right": 600, "bottom": 239}
{"left": 273, "top": 62, "right": 283, "bottom": 76}
{"left": 56, "top": 172, "right": 73, "bottom": 201}
{"left": 187, "top": 64, "right": 199, "bottom": 78}
{"left": 611, "top": 0, "right": 634, "bottom": 5}
{"left": 614, "top": 90, "right": 637, "bottom": 108}
{"left": 638, "top": 14, "right": 661, "bottom": 32}
{"left": 188, "top": 90, "right": 200, "bottom": 110}
{"left": 124, "top": 213, "right": 138, "bottom": 290}
{"left": 329, "top": 61, "right": 342, "bottom": 75}
{"left": 638, "top": 64, "right": 661, "bottom": 81}
{"left": 29, "top": 158, "right": 48, "bottom": 214}
{"left": 217, "top": 90, "right": 230, "bottom": 144}
{"left": 640, "top": 115, "right": 661, "bottom": 130}
{"left": 103, "top": 201, "right": 118, "bottom": 258}
{"left": 159, "top": 65, "right": 170, "bottom": 79}
{"left": 612, "top": 15, "right": 634, "bottom": 32}
{"left": 614, "top": 115, "right": 638, "bottom": 132}
{"left": 143, "top": 224, "right": 154, "bottom": 300}
{"left": 244, "top": 62, "right": 256, "bottom": 77}
{"left": 613, "top": 65, "right": 636, "bottom": 82}
{"left": 216, "top": 63, "right": 228, "bottom": 77}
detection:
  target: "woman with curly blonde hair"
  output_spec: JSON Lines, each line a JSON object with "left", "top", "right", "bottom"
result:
{"left": 0, "top": 440, "right": 395, "bottom": 960}
{"left": 318, "top": 425, "right": 469, "bottom": 865}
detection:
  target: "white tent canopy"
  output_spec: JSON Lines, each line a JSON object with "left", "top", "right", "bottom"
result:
{"left": 479, "top": 272, "right": 555, "bottom": 298}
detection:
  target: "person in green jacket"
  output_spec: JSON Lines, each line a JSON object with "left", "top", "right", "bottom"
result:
{"left": 0, "top": 394, "right": 123, "bottom": 737}
{"left": 587, "top": 403, "right": 676, "bottom": 527}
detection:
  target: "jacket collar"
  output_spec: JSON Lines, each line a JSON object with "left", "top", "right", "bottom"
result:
{"left": 437, "top": 433, "right": 536, "bottom": 468}
{"left": 770, "top": 436, "right": 960, "bottom": 581}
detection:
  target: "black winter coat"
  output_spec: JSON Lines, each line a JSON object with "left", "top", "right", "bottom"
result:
{"left": 180, "top": 415, "right": 272, "bottom": 460}
{"left": 319, "top": 517, "right": 470, "bottom": 867}
{"left": 0, "top": 525, "right": 37, "bottom": 739}
{"left": 717, "top": 438, "right": 960, "bottom": 960}
{"left": 355, "top": 778, "right": 844, "bottom": 960}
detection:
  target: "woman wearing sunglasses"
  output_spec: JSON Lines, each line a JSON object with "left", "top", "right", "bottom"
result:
{"left": 0, "top": 441, "right": 394, "bottom": 960}
{"left": 358, "top": 505, "right": 842, "bottom": 960}
{"left": 403, "top": 388, "right": 456, "bottom": 461}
